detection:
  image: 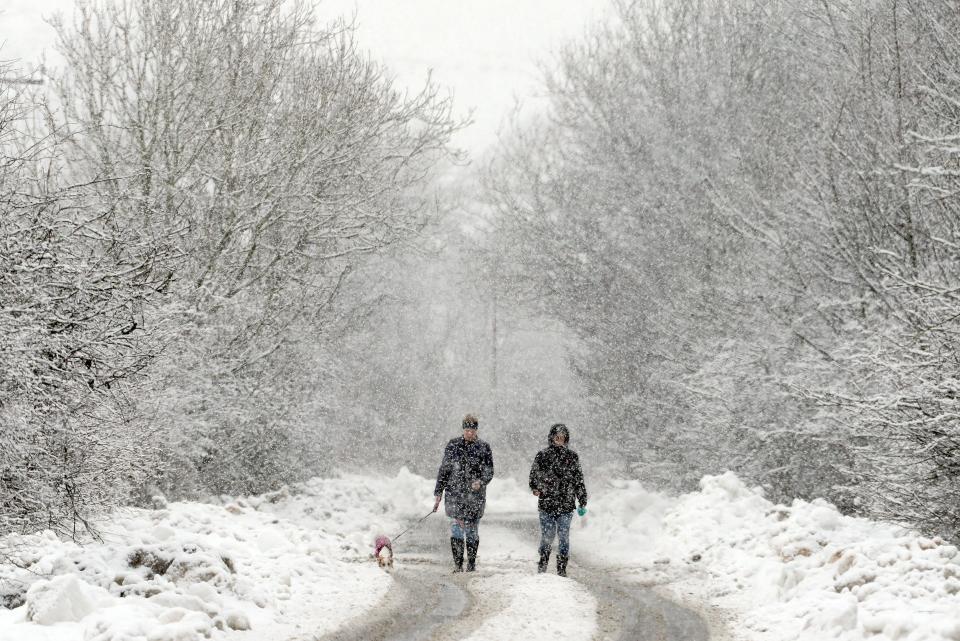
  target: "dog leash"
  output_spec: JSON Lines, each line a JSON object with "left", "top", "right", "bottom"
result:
{"left": 390, "top": 510, "right": 434, "bottom": 544}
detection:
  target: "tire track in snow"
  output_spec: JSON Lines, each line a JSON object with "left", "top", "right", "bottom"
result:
{"left": 311, "top": 515, "right": 483, "bottom": 641}
{"left": 478, "top": 515, "right": 713, "bottom": 641}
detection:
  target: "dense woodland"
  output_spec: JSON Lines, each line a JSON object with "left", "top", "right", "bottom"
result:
{"left": 483, "top": 0, "right": 960, "bottom": 538}
{"left": 1, "top": 0, "right": 461, "bottom": 537}
{"left": 2, "top": 0, "right": 960, "bottom": 542}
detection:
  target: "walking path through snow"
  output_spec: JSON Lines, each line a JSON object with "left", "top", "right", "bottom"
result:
{"left": 314, "top": 513, "right": 715, "bottom": 641}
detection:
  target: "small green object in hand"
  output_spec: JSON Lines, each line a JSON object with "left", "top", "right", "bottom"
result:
{"left": 577, "top": 507, "right": 587, "bottom": 517}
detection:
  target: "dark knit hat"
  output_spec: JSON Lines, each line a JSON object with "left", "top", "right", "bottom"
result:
{"left": 462, "top": 414, "right": 479, "bottom": 429}
{"left": 548, "top": 423, "right": 569, "bottom": 444}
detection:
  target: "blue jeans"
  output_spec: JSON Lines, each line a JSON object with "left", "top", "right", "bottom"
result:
{"left": 451, "top": 519, "right": 479, "bottom": 544}
{"left": 539, "top": 511, "right": 573, "bottom": 556}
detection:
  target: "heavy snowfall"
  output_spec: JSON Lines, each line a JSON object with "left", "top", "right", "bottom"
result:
{"left": 2, "top": 0, "right": 960, "bottom": 640}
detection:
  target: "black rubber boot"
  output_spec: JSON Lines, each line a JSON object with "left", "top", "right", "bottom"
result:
{"left": 537, "top": 548, "right": 551, "bottom": 573}
{"left": 465, "top": 539, "right": 479, "bottom": 572}
{"left": 557, "top": 554, "right": 569, "bottom": 577}
{"left": 451, "top": 537, "right": 464, "bottom": 573}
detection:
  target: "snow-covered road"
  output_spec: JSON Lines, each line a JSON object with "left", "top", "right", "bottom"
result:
{"left": 317, "top": 514, "right": 714, "bottom": 641}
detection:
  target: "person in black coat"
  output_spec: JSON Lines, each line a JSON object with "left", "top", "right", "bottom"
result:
{"left": 529, "top": 423, "right": 587, "bottom": 576}
{"left": 433, "top": 414, "right": 494, "bottom": 572}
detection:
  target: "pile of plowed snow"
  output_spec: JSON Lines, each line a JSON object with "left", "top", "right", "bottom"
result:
{"left": 0, "top": 468, "right": 433, "bottom": 641}
{"left": 580, "top": 471, "right": 960, "bottom": 641}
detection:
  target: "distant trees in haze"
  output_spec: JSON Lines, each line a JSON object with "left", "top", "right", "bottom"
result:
{"left": 484, "top": 0, "right": 960, "bottom": 538}
{"left": 315, "top": 207, "right": 590, "bottom": 480}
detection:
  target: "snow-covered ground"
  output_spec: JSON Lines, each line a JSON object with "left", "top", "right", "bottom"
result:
{"left": 0, "top": 472, "right": 430, "bottom": 641}
{"left": 1, "top": 469, "right": 958, "bottom": 641}
{"left": 578, "top": 473, "right": 960, "bottom": 641}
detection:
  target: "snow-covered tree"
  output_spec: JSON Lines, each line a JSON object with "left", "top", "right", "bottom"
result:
{"left": 483, "top": 0, "right": 960, "bottom": 538}
{"left": 0, "top": 65, "right": 170, "bottom": 536}
{"left": 37, "top": 0, "right": 461, "bottom": 499}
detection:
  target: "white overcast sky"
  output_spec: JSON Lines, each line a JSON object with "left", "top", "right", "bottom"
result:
{"left": 1, "top": 0, "right": 610, "bottom": 153}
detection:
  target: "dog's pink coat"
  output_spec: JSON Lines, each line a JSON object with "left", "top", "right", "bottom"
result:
{"left": 374, "top": 535, "right": 392, "bottom": 558}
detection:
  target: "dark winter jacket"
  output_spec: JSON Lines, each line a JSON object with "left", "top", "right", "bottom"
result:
{"left": 529, "top": 444, "right": 587, "bottom": 515}
{"left": 434, "top": 437, "right": 495, "bottom": 521}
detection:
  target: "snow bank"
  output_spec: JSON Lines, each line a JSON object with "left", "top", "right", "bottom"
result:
{"left": 266, "top": 466, "right": 435, "bottom": 555}
{"left": 573, "top": 477, "right": 673, "bottom": 562}
{"left": 0, "top": 469, "right": 437, "bottom": 641}
{"left": 25, "top": 575, "right": 102, "bottom": 625}
{"left": 580, "top": 471, "right": 960, "bottom": 641}
{"left": 485, "top": 476, "right": 536, "bottom": 514}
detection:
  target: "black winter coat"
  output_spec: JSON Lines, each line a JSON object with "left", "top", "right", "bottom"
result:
{"left": 434, "top": 437, "right": 495, "bottom": 521}
{"left": 529, "top": 445, "right": 587, "bottom": 515}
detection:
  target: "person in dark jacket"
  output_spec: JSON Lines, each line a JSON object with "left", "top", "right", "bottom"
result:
{"left": 433, "top": 414, "right": 495, "bottom": 572}
{"left": 529, "top": 423, "right": 587, "bottom": 577}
